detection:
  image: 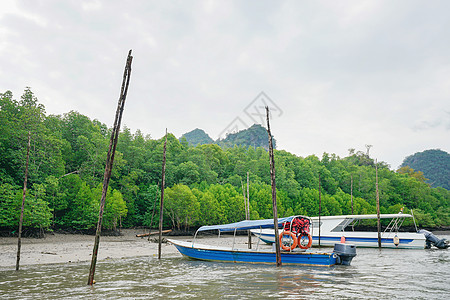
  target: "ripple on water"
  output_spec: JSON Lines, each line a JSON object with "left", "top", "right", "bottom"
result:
{"left": 1, "top": 241, "right": 449, "bottom": 299}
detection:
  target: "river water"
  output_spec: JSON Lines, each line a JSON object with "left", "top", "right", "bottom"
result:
{"left": 1, "top": 234, "right": 449, "bottom": 299}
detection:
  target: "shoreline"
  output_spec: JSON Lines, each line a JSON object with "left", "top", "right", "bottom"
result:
{"left": 2, "top": 227, "right": 449, "bottom": 269}
{"left": 0, "top": 229, "right": 184, "bottom": 268}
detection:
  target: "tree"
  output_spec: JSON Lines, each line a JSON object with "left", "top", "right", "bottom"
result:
{"left": 0, "top": 183, "right": 20, "bottom": 228}
{"left": 104, "top": 189, "right": 128, "bottom": 230}
{"left": 164, "top": 184, "right": 199, "bottom": 230}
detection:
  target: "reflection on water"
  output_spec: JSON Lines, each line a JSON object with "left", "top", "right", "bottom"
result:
{"left": 1, "top": 236, "right": 449, "bottom": 299}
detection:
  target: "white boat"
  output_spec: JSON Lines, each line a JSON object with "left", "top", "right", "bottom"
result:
{"left": 251, "top": 213, "right": 449, "bottom": 249}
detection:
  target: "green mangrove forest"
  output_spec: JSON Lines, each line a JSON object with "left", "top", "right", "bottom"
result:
{"left": 1, "top": 88, "right": 449, "bottom": 234}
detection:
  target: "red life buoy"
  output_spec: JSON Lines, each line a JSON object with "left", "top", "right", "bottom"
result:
{"left": 298, "top": 233, "right": 313, "bottom": 249}
{"left": 279, "top": 231, "right": 298, "bottom": 251}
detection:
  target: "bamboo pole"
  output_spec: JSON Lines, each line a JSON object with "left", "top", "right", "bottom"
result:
{"left": 266, "top": 106, "right": 281, "bottom": 267}
{"left": 375, "top": 159, "right": 381, "bottom": 248}
{"left": 247, "top": 171, "right": 251, "bottom": 249}
{"left": 158, "top": 129, "right": 168, "bottom": 260}
{"left": 88, "top": 50, "right": 133, "bottom": 285}
{"left": 16, "top": 131, "right": 31, "bottom": 271}
{"left": 318, "top": 173, "right": 321, "bottom": 248}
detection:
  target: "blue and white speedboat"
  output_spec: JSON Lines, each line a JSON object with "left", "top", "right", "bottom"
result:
{"left": 168, "top": 216, "right": 356, "bottom": 266}
{"left": 251, "top": 213, "right": 448, "bottom": 249}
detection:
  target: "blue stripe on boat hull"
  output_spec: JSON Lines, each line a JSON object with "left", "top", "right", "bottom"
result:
{"left": 172, "top": 244, "right": 337, "bottom": 266}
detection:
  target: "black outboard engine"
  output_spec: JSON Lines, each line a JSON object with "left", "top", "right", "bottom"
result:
{"left": 418, "top": 230, "right": 450, "bottom": 249}
{"left": 333, "top": 243, "right": 356, "bottom": 265}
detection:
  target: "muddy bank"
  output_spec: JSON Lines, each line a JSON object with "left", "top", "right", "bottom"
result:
{"left": 0, "top": 229, "right": 252, "bottom": 269}
{"left": 0, "top": 229, "right": 183, "bottom": 268}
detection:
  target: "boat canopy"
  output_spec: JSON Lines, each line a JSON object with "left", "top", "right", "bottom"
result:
{"left": 310, "top": 213, "right": 413, "bottom": 221}
{"left": 197, "top": 216, "right": 301, "bottom": 232}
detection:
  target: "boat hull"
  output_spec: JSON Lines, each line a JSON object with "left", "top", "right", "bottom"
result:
{"left": 252, "top": 230, "right": 426, "bottom": 249}
{"left": 168, "top": 239, "right": 339, "bottom": 266}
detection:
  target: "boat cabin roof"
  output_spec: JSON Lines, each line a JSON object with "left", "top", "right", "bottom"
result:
{"left": 197, "top": 215, "right": 310, "bottom": 232}
{"left": 310, "top": 213, "right": 412, "bottom": 221}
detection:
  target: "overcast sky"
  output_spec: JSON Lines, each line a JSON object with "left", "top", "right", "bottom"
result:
{"left": 1, "top": 0, "right": 449, "bottom": 169}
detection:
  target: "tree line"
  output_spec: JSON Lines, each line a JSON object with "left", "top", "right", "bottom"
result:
{"left": 0, "top": 88, "right": 449, "bottom": 233}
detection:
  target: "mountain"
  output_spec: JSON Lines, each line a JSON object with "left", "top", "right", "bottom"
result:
{"left": 216, "top": 124, "right": 276, "bottom": 150}
{"left": 400, "top": 149, "right": 450, "bottom": 190}
{"left": 180, "top": 128, "right": 214, "bottom": 146}
{"left": 179, "top": 124, "right": 276, "bottom": 150}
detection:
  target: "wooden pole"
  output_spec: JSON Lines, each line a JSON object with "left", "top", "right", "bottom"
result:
{"left": 88, "top": 50, "right": 133, "bottom": 285}
{"left": 375, "top": 159, "right": 381, "bottom": 248}
{"left": 266, "top": 106, "right": 281, "bottom": 267}
{"left": 318, "top": 173, "right": 321, "bottom": 248}
{"left": 241, "top": 180, "right": 247, "bottom": 219}
{"left": 16, "top": 131, "right": 31, "bottom": 271}
{"left": 158, "top": 129, "right": 168, "bottom": 260}
{"left": 350, "top": 174, "right": 354, "bottom": 215}
{"left": 247, "top": 171, "right": 251, "bottom": 249}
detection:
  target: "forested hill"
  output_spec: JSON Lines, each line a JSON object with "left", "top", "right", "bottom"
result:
{"left": 216, "top": 124, "right": 276, "bottom": 150}
{"left": 1, "top": 88, "right": 449, "bottom": 233}
{"left": 180, "top": 128, "right": 214, "bottom": 146}
{"left": 400, "top": 149, "right": 450, "bottom": 190}
{"left": 180, "top": 124, "right": 276, "bottom": 150}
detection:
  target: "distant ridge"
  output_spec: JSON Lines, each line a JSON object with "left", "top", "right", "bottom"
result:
{"left": 216, "top": 124, "right": 276, "bottom": 150}
{"left": 400, "top": 149, "right": 450, "bottom": 190}
{"left": 179, "top": 124, "right": 276, "bottom": 150}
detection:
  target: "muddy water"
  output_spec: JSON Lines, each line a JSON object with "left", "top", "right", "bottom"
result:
{"left": 1, "top": 235, "right": 449, "bottom": 299}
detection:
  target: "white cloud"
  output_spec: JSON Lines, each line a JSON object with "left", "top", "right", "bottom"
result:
{"left": 0, "top": 0, "right": 449, "bottom": 169}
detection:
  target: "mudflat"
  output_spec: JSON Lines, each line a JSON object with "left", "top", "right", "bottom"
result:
{"left": 0, "top": 229, "right": 181, "bottom": 268}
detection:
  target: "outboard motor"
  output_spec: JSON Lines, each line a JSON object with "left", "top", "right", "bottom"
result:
{"left": 418, "top": 229, "right": 450, "bottom": 249}
{"left": 333, "top": 243, "right": 356, "bottom": 265}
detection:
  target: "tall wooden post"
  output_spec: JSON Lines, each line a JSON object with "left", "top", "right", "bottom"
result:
{"left": 88, "top": 50, "right": 133, "bottom": 285}
{"left": 241, "top": 181, "right": 247, "bottom": 219}
{"left": 266, "top": 106, "right": 281, "bottom": 267}
{"left": 16, "top": 131, "right": 31, "bottom": 271}
{"left": 158, "top": 129, "right": 168, "bottom": 260}
{"left": 318, "top": 173, "right": 321, "bottom": 248}
{"left": 247, "top": 171, "right": 251, "bottom": 249}
{"left": 375, "top": 159, "right": 381, "bottom": 248}
{"left": 350, "top": 174, "right": 354, "bottom": 215}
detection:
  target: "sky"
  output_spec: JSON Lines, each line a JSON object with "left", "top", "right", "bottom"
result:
{"left": 1, "top": 0, "right": 449, "bottom": 170}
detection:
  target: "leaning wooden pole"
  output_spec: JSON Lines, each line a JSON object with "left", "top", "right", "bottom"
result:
{"left": 375, "top": 159, "right": 381, "bottom": 248}
{"left": 158, "top": 129, "right": 168, "bottom": 260}
{"left": 88, "top": 50, "right": 133, "bottom": 285}
{"left": 266, "top": 106, "right": 281, "bottom": 267}
{"left": 247, "top": 171, "right": 252, "bottom": 249}
{"left": 16, "top": 131, "right": 31, "bottom": 271}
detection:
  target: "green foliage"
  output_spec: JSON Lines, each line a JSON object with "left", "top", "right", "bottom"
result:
{"left": 400, "top": 149, "right": 450, "bottom": 190}
{"left": 0, "top": 88, "right": 449, "bottom": 231}
{"left": 103, "top": 188, "right": 128, "bottom": 230}
{"left": 164, "top": 184, "right": 200, "bottom": 230}
{"left": 216, "top": 124, "right": 276, "bottom": 150}
{"left": 63, "top": 180, "right": 98, "bottom": 229}
{"left": 179, "top": 128, "right": 214, "bottom": 146}
{"left": 0, "top": 183, "right": 21, "bottom": 227}
{"left": 23, "top": 185, "right": 53, "bottom": 228}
